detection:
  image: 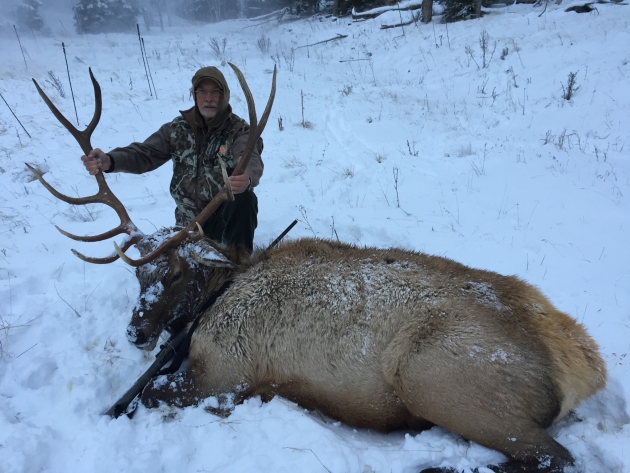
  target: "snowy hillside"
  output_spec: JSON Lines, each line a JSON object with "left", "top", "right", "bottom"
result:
{"left": 0, "top": 2, "right": 629, "bottom": 472}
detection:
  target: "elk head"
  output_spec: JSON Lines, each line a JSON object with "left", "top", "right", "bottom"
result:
{"left": 30, "top": 65, "right": 276, "bottom": 350}
{"left": 127, "top": 232, "right": 240, "bottom": 350}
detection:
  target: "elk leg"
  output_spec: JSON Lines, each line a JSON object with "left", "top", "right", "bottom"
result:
{"left": 141, "top": 369, "right": 210, "bottom": 409}
{"left": 141, "top": 367, "right": 250, "bottom": 418}
{"left": 391, "top": 352, "right": 575, "bottom": 473}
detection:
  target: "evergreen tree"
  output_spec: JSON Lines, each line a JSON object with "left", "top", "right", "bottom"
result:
{"left": 17, "top": 0, "right": 45, "bottom": 31}
{"left": 73, "top": 0, "right": 140, "bottom": 34}
{"left": 174, "top": 0, "right": 239, "bottom": 22}
{"left": 439, "top": 0, "right": 475, "bottom": 23}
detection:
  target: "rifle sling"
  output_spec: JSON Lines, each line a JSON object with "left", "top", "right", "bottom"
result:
{"left": 156, "top": 279, "right": 233, "bottom": 376}
{"left": 105, "top": 279, "right": 233, "bottom": 418}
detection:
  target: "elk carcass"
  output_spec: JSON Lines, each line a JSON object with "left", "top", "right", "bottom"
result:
{"left": 30, "top": 67, "right": 606, "bottom": 473}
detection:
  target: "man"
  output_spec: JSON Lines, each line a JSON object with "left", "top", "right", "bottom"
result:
{"left": 81, "top": 66, "right": 263, "bottom": 253}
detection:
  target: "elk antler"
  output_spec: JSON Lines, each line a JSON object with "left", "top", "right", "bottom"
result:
{"left": 114, "top": 63, "right": 277, "bottom": 267}
{"left": 29, "top": 68, "right": 144, "bottom": 264}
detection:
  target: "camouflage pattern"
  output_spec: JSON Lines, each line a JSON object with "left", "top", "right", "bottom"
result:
{"left": 107, "top": 66, "right": 263, "bottom": 231}
{"left": 169, "top": 114, "right": 248, "bottom": 226}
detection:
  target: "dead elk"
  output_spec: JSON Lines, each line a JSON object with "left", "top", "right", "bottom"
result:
{"left": 30, "top": 69, "right": 606, "bottom": 473}
{"left": 138, "top": 237, "right": 605, "bottom": 473}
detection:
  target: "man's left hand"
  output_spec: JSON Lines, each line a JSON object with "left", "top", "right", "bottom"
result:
{"left": 228, "top": 173, "right": 251, "bottom": 194}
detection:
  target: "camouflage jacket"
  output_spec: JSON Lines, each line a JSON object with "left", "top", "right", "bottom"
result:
{"left": 107, "top": 107, "right": 263, "bottom": 226}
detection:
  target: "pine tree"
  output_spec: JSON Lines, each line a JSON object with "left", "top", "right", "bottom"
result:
{"left": 73, "top": 0, "right": 140, "bottom": 34}
{"left": 17, "top": 0, "right": 45, "bottom": 31}
{"left": 175, "top": 0, "right": 239, "bottom": 22}
{"left": 440, "top": 0, "right": 475, "bottom": 23}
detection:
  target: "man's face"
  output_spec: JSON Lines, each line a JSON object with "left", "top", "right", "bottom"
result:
{"left": 195, "top": 78, "right": 222, "bottom": 121}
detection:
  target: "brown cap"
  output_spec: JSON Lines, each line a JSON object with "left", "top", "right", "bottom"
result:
{"left": 191, "top": 66, "right": 231, "bottom": 105}
{"left": 190, "top": 66, "right": 232, "bottom": 130}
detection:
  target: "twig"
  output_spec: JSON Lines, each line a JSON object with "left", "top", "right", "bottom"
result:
{"left": 85, "top": 280, "right": 103, "bottom": 309}
{"left": 142, "top": 37, "right": 158, "bottom": 99}
{"left": 339, "top": 58, "right": 372, "bottom": 63}
{"left": 331, "top": 216, "right": 340, "bottom": 242}
{"left": 381, "top": 20, "right": 414, "bottom": 29}
{"left": 244, "top": 7, "right": 286, "bottom": 24}
{"left": 397, "top": 5, "right": 406, "bottom": 36}
{"left": 137, "top": 24, "right": 153, "bottom": 96}
{"left": 7, "top": 271, "right": 12, "bottom": 317}
{"left": 243, "top": 16, "right": 278, "bottom": 29}
{"left": 283, "top": 448, "right": 332, "bottom": 473}
{"left": 432, "top": 20, "right": 439, "bottom": 47}
{"left": 393, "top": 166, "right": 401, "bottom": 208}
{"left": 62, "top": 42, "right": 79, "bottom": 126}
{"left": 0, "top": 92, "right": 32, "bottom": 138}
{"left": 445, "top": 22, "right": 451, "bottom": 49}
{"left": 13, "top": 25, "right": 28, "bottom": 70}
{"left": 538, "top": 0, "right": 549, "bottom": 17}
{"left": 296, "top": 34, "right": 347, "bottom": 49}
{"left": 17, "top": 343, "right": 38, "bottom": 358}
{"left": 54, "top": 284, "right": 81, "bottom": 317}
{"left": 298, "top": 205, "right": 317, "bottom": 237}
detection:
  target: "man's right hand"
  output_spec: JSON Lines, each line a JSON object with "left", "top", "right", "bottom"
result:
{"left": 81, "top": 148, "right": 111, "bottom": 175}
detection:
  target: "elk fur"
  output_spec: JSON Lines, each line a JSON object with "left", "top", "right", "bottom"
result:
{"left": 131, "top": 236, "right": 606, "bottom": 473}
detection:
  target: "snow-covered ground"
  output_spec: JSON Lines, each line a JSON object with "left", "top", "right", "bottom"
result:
{"left": 1, "top": 2, "right": 629, "bottom": 472}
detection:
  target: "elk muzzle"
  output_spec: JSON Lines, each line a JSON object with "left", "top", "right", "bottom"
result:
{"left": 127, "top": 310, "right": 162, "bottom": 351}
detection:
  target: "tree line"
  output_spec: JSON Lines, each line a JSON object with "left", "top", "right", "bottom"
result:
{"left": 14, "top": 0, "right": 537, "bottom": 35}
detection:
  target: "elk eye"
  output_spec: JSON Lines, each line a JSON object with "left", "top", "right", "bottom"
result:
{"left": 171, "top": 271, "right": 182, "bottom": 284}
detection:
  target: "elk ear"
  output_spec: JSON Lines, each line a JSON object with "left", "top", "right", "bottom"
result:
{"left": 190, "top": 251, "right": 235, "bottom": 268}
{"left": 189, "top": 240, "right": 235, "bottom": 268}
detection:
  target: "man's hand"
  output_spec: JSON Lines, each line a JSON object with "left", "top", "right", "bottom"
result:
{"left": 228, "top": 173, "right": 251, "bottom": 194}
{"left": 81, "top": 148, "right": 111, "bottom": 175}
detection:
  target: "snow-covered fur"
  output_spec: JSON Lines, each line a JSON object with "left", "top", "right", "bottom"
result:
{"left": 135, "top": 237, "right": 606, "bottom": 473}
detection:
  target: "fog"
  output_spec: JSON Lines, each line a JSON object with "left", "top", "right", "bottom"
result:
{"left": 1, "top": 0, "right": 185, "bottom": 38}
{"left": 1, "top": 0, "right": 76, "bottom": 37}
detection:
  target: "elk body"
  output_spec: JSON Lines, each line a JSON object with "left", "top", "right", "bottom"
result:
{"left": 30, "top": 67, "right": 606, "bottom": 473}
{"left": 135, "top": 236, "right": 606, "bottom": 473}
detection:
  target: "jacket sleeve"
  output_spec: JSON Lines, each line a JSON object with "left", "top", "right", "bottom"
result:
{"left": 231, "top": 128, "right": 264, "bottom": 188}
{"left": 106, "top": 123, "right": 172, "bottom": 174}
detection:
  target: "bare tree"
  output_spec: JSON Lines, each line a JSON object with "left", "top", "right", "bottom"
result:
{"left": 474, "top": 0, "right": 482, "bottom": 17}
{"left": 421, "top": 0, "right": 433, "bottom": 23}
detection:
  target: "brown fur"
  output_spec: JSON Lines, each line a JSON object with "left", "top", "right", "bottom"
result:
{"left": 134, "top": 237, "right": 606, "bottom": 473}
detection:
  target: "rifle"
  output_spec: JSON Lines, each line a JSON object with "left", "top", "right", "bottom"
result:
{"left": 104, "top": 328, "right": 189, "bottom": 418}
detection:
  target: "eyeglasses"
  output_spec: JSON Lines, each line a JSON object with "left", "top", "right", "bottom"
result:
{"left": 195, "top": 88, "right": 222, "bottom": 99}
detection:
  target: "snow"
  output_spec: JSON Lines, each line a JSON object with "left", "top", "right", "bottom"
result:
{"left": 1, "top": 2, "right": 629, "bottom": 472}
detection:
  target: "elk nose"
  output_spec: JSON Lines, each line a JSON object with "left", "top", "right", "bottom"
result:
{"left": 126, "top": 324, "right": 145, "bottom": 346}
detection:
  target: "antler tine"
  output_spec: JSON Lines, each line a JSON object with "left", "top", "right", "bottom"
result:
{"left": 73, "top": 235, "right": 142, "bottom": 264}
{"left": 228, "top": 63, "right": 277, "bottom": 177}
{"left": 56, "top": 224, "right": 134, "bottom": 243}
{"left": 228, "top": 63, "right": 258, "bottom": 133}
{"left": 84, "top": 69, "right": 102, "bottom": 139}
{"left": 30, "top": 69, "right": 142, "bottom": 263}
{"left": 113, "top": 229, "right": 194, "bottom": 267}
{"left": 116, "top": 66, "right": 277, "bottom": 267}
{"left": 32, "top": 67, "right": 102, "bottom": 155}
